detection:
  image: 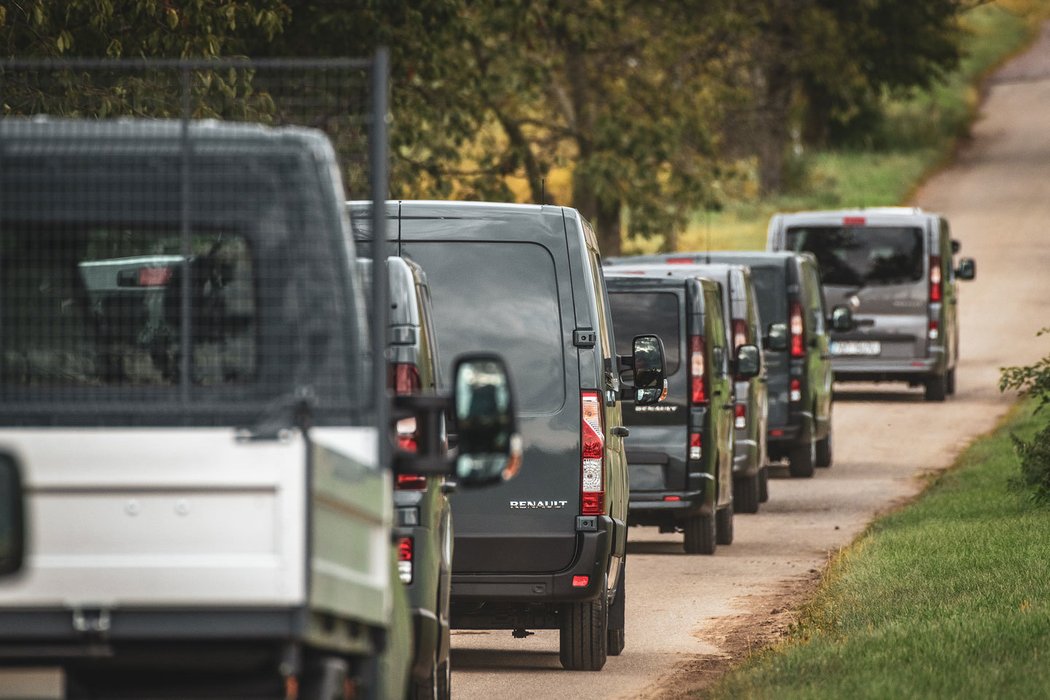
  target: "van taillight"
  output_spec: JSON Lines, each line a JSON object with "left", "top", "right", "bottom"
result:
{"left": 734, "top": 404, "right": 747, "bottom": 430}
{"left": 391, "top": 363, "right": 422, "bottom": 470}
{"left": 397, "top": 537, "right": 413, "bottom": 584}
{"left": 396, "top": 474, "right": 427, "bottom": 490}
{"left": 789, "top": 301, "right": 805, "bottom": 358}
{"left": 732, "top": 319, "right": 748, "bottom": 350}
{"left": 581, "top": 392, "right": 605, "bottom": 515}
{"left": 928, "top": 318, "right": 940, "bottom": 341}
{"left": 790, "top": 377, "right": 802, "bottom": 403}
{"left": 666, "top": 257, "right": 694, "bottom": 264}
{"left": 929, "top": 256, "right": 942, "bottom": 302}
{"left": 689, "top": 432, "right": 702, "bottom": 461}
{"left": 690, "top": 335, "right": 708, "bottom": 404}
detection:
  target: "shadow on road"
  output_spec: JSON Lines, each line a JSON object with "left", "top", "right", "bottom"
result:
{"left": 451, "top": 647, "right": 562, "bottom": 672}
{"left": 626, "top": 539, "right": 686, "bottom": 555}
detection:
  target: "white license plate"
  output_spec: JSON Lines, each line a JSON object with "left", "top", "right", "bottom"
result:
{"left": 0, "top": 668, "right": 64, "bottom": 699}
{"left": 830, "top": 340, "right": 881, "bottom": 356}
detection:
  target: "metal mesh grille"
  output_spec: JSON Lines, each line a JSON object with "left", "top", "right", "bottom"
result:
{"left": 0, "top": 59, "right": 385, "bottom": 428}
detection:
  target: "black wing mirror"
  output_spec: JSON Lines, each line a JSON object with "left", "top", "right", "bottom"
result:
{"left": 450, "top": 354, "right": 522, "bottom": 487}
{"left": 620, "top": 334, "right": 667, "bottom": 405}
{"left": 955, "top": 257, "right": 976, "bottom": 281}
{"left": 735, "top": 344, "right": 761, "bottom": 379}
{"left": 951, "top": 239, "right": 961, "bottom": 254}
{"left": 0, "top": 455, "right": 26, "bottom": 577}
{"left": 829, "top": 305, "right": 854, "bottom": 332}
{"left": 765, "top": 322, "right": 788, "bottom": 352}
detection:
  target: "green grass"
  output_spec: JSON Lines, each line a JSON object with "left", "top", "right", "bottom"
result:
{"left": 709, "top": 404, "right": 1050, "bottom": 700}
{"left": 627, "top": 1, "right": 1047, "bottom": 256}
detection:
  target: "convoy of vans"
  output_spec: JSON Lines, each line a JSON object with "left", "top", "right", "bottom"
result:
{"left": 0, "top": 113, "right": 974, "bottom": 698}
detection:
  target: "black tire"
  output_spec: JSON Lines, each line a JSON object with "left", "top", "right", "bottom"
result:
{"left": 683, "top": 512, "right": 716, "bottom": 554}
{"left": 788, "top": 439, "right": 816, "bottom": 478}
{"left": 409, "top": 633, "right": 451, "bottom": 699}
{"left": 607, "top": 561, "right": 626, "bottom": 657}
{"left": 946, "top": 367, "right": 957, "bottom": 396}
{"left": 715, "top": 501, "right": 734, "bottom": 546}
{"left": 925, "top": 373, "right": 947, "bottom": 402}
{"left": 733, "top": 473, "right": 760, "bottom": 514}
{"left": 559, "top": 577, "right": 609, "bottom": 671}
{"left": 816, "top": 430, "right": 832, "bottom": 468}
{"left": 300, "top": 656, "right": 350, "bottom": 700}
{"left": 758, "top": 466, "right": 769, "bottom": 503}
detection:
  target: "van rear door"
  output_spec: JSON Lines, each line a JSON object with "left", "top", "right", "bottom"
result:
{"left": 399, "top": 204, "right": 581, "bottom": 575}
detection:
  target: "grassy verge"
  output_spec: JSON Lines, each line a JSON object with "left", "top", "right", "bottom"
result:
{"left": 709, "top": 403, "right": 1050, "bottom": 699}
{"left": 626, "top": 1, "right": 1048, "bottom": 255}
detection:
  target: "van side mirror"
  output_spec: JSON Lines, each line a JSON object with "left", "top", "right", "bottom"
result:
{"left": 735, "top": 344, "right": 761, "bottom": 379}
{"left": 829, "top": 305, "right": 854, "bottom": 332}
{"left": 392, "top": 353, "right": 521, "bottom": 488}
{"left": 955, "top": 257, "right": 976, "bottom": 281}
{"left": 623, "top": 334, "right": 666, "bottom": 405}
{"left": 450, "top": 355, "right": 522, "bottom": 487}
{"left": 951, "top": 239, "right": 961, "bottom": 254}
{"left": 765, "top": 323, "right": 788, "bottom": 352}
{"left": 0, "top": 455, "right": 26, "bottom": 577}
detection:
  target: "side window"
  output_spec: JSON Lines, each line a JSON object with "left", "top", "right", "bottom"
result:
{"left": 941, "top": 219, "right": 955, "bottom": 282}
{"left": 705, "top": 288, "right": 729, "bottom": 377}
{"left": 415, "top": 282, "right": 441, "bottom": 390}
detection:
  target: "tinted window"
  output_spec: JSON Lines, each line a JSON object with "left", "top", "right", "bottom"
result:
{"left": 2, "top": 226, "right": 256, "bottom": 389}
{"left": 608, "top": 292, "right": 681, "bottom": 375}
{"left": 748, "top": 266, "right": 787, "bottom": 326}
{"left": 402, "top": 241, "right": 565, "bottom": 414}
{"left": 785, "top": 226, "right": 924, "bottom": 287}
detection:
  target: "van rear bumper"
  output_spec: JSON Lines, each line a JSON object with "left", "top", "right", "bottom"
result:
{"left": 450, "top": 517, "right": 612, "bottom": 605}
{"left": 832, "top": 353, "right": 943, "bottom": 381}
{"left": 628, "top": 489, "right": 709, "bottom": 521}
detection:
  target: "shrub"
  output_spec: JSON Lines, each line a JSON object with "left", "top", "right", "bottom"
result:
{"left": 1001, "top": 327, "right": 1050, "bottom": 502}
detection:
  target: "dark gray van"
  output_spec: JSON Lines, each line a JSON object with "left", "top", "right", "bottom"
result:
{"left": 612, "top": 263, "right": 770, "bottom": 513}
{"left": 605, "top": 268, "right": 761, "bottom": 552}
{"left": 352, "top": 201, "right": 666, "bottom": 671}
{"left": 609, "top": 251, "right": 847, "bottom": 478}
{"left": 768, "top": 208, "right": 975, "bottom": 401}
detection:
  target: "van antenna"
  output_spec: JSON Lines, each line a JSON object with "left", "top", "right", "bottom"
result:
{"left": 540, "top": 178, "right": 546, "bottom": 205}
{"left": 705, "top": 207, "right": 712, "bottom": 264}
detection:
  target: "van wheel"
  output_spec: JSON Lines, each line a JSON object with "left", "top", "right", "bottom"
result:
{"left": 559, "top": 577, "right": 608, "bottom": 671}
{"left": 788, "top": 439, "right": 815, "bottom": 478}
{"left": 715, "top": 501, "right": 734, "bottom": 545}
{"left": 733, "top": 474, "right": 760, "bottom": 514}
{"left": 759, "top": 466, "right": 770, "bottom": 503}
{"left": 683, "top": 513, "right": 716, "bottom": 554}
{"left": 409, "top": 637, "right": 450, "bottom": 699}
{"left": 607, "top": 563, "right": 626, "bottom": 657}
{"left": 925, "top": 373, "right": 947, "bottom": 402}
{"left": 816, "top": 431, "right": 832, "bottom": 468}
{"left": 946, "top": 368, "right": 957, "bottom": 395}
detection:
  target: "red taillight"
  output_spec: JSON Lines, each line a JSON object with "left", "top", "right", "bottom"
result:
{"left": 666, "top": 257, "right": 694, "bottom": 264}
{"left": 929, "top": 256, "right": 942, "bottom": 302}
{"left": 396, "top": 474, "right": 427, "bottom": 490}
{"left": 790, "top": 377, "right": 802, "bottom": 403}
{"left": 663, "top": 495, "right": 682, "bottom": 502}
{"left": 928, "top": 318, "right": 940, "bottom": 342}
{"left": 732, "top": 319, "right": 749, "bottom": 350}
{"left": 581, "top": 391, "right": 605, "bottom": 515}
{"left": 689, "top": 432, "right": 702, "bottom": 462}
{"left": 391, "top": 363, "right": 422, "bottom": 455}
{"left": 690, "top": 335, "right": 707, "bottom": 404}
{"left": 843, "top": 216, "right": 866, "bottom": 226}
{"left": 789, "top": 301, "right": 805, "bottom": 358}
{"left": 397, "top": 537, "right": 413, "bottom": 584}
{"left": 572, "top": 575, "right": 590, "bottom": 588}
{"left": 734, "top": 403, "right": 747, "bottom": 430}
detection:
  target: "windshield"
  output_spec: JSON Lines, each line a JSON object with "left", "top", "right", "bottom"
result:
{"left": 608, "top": 291, "right": 682, "bottom": 375}
{"left": 785, "top": 226, "right": 924, "bottom": 287}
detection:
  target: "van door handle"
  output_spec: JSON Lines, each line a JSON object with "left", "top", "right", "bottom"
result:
{"left": 611, "top": 426, "right": 630, "bottom": 438}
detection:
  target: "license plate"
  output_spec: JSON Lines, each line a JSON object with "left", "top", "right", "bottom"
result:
{"left": 0, "top": 668, "right": 64, "bottom": 699}
{"left": 830, "top": 340, "right": 881, "bottom": 356}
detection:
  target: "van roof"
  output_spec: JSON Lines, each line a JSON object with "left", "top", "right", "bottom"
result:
{"left": 776, "top": 207, "right": 940, "bottom": 224}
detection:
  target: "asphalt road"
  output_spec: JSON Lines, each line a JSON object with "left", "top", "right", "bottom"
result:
{"left": 450, "top": 22, "right": 1050, "bottom": 700}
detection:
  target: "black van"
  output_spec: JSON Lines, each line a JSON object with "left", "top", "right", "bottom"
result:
{"left": 353, "top": 201, "right": 666, "bottom": 671}
{"left": 604, "top": 269, "right": 760, "bottom": 553}
{"left": 609, "top": 251, "right": 848, "bottom": 478}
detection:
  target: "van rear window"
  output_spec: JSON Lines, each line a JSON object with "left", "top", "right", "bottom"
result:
{"left": 748, "top": 266, "right": 787, "bottom": 326}
{"left": 608, "top": 292, "right": 681, "bottom": 375}
{"left": 401, "top": 241, "right": 565, "bottom": 415}
{"left": 785, "top": 226, "right": 924, "bottom": 287}
{"left": 2, "top": 226, "right": 256, "bottom": 390}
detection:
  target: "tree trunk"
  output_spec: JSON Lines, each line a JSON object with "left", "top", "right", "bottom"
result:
{"left": 595, "top": 197, "right": 622, "bottom": 257}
